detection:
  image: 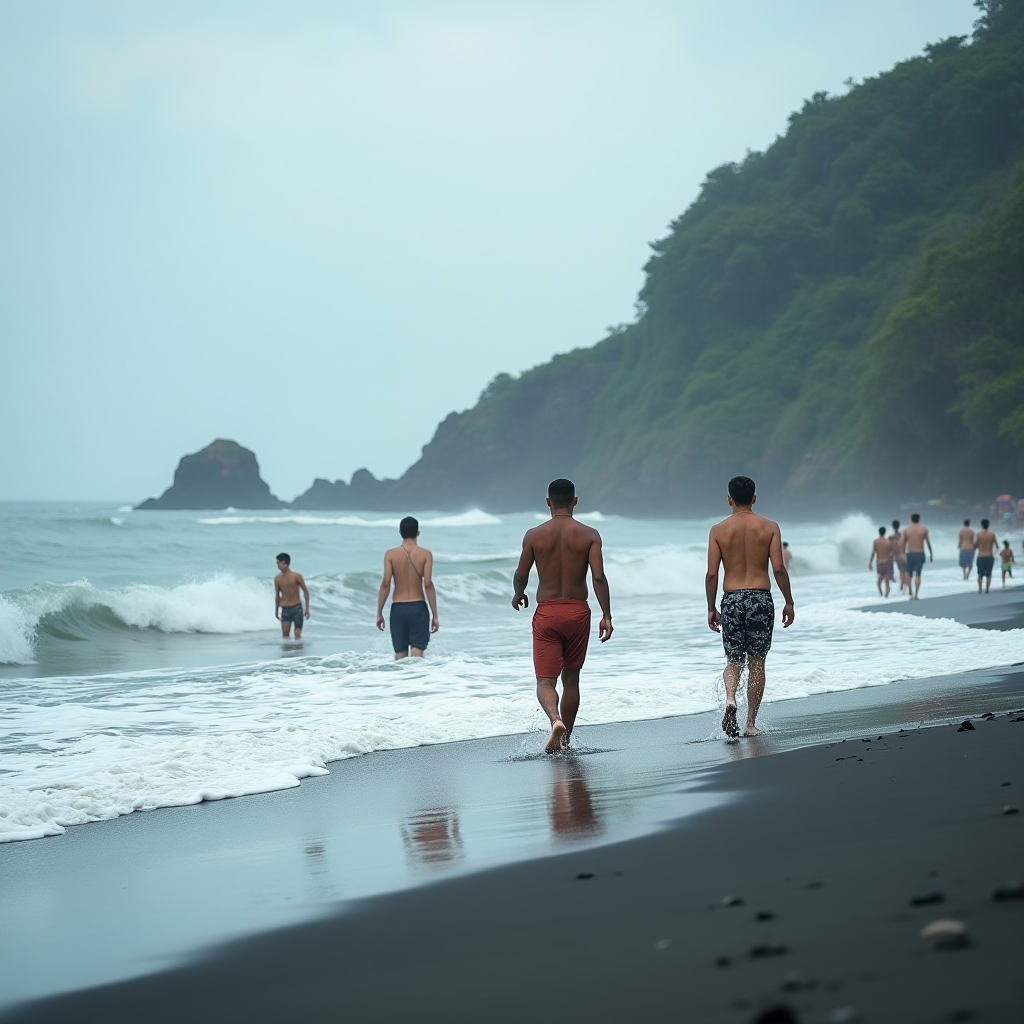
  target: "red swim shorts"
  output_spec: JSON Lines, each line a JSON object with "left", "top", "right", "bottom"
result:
{"left": 532, "top": 600, "right": 591, "bottom": 679}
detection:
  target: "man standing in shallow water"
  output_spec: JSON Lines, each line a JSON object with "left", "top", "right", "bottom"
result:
{"left": 958, "top": 519, "right": 976, "bottom": 580}
{"left": 274, "top": 553, "right": 310, "bottom": 638}
{"left": 376, "top": 517, "right": 440, "bottom": 658}
{"left": 706, "top": 476, "right": 795, "bottom": 738}
{"left": 512, "top": 479, "right": 613, "bottom": 753}
{"left": 903, "top": 513, "right": 933, "bottom": 600}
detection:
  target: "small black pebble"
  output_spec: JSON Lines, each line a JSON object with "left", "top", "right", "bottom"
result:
{"left": 750, "top": 942, "right": 788, "bottom": 958}
{"left": 722, "top": 895, "right": 745, "bottom": 907}
{"left": 993, "top": 880, "right": 1024, "bottom": 901}
{"left": 1013, "top": 717, "right": 1024, "bottom": 723}
{"left": 981, "top": 712, "right": 995, "bottom": 720}
{"left": 910, "top": 889, "right": 944, "bottom": 906}
{"left": 1002, "top": 805, "right": 1020, "bottom": 815}
{"left": 756, "top": 911, "right": 776, "bottom": 921}
{"left": 877, "top": 735, "right": 883, "bottom": 740}
{"left": 576, "top": 872, "right": 594, "bottom": 880}
{"left": 861, "top": 738, "right": 870, "bottom": 743}
{"left": 957, "top": 720, "right": 975, "bottom": 732}
{"left": 715, "top": 955, "right": 732, "bottom": 968}
{"left": 805, "top": 881, "right": 823, "bottom": 889}
{"left": 753, "top": 1005, "right": 797, "bottom": 1024}
{"left": 1002, "top": 781, "right": 1012, "bottom": 786}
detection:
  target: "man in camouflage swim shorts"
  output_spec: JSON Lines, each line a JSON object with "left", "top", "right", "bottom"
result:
{"left": 706, "top": 476, "right": 795, "bottom": 738}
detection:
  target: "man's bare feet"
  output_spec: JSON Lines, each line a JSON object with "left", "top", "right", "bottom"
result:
{"left": 545, "top": 719, "right": 567, "bottom": 753}
{"left": 722, "top": 705, "right": 740, "bottom": 739}
{"left": 744, "top": 725, "right": 763, "bottom": 737}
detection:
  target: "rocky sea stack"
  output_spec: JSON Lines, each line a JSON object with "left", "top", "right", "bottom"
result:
{"left": 136, "top": 440, "right": 284, "bottom": 510}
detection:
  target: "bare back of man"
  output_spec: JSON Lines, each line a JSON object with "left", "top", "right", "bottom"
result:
{"left": 902, "top": 517, "right": 932, "bottom": 600}
{"left": 890, "top": 523, "right": 908, "bottom": 593}
{"left": 869, "top": 529, "right": 894, "bottom": 597}
{"left": 513, "top": 479, "right": 612, "bottom": 753}
{"left": 975, "top": 523, "right": 998, "bottom": 594}
{"left": 958, "top": 522, "right": 976, "bottom": 579}
{"left": 706, "top": 477, "right": 794, "bottom": 738}
{"left": 376, "top": 517, "right": 440, "bottom": 659}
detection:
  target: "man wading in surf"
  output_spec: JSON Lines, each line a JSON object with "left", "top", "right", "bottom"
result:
{"left": 706, "top": 476, "right": 795, "bottom": 738}
{"left": 376, "top": 516, "right": 440, "bottom": 658}
{"left": 512, "top": 479, "right": 613, "bottom": 753}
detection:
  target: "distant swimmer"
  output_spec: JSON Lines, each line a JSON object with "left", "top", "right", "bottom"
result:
{"left": 869, "top": 527, "right": 894, "bottom": 598}
{"left": 512, "top": 479, "right": 613, "bottom": 753}
{"left": 1001, "top": 540, "right": 1015, "bottom": 587}
{"left": 376, "top": 517, "right": 440, "bottom": 659}
{"left": 274, "top": 553, "right": 310, "bottom": 638}
{"left": 974, "top": 519, "right": 998, "bottom": 594}
{"left": 782, "top": 541, "right": 793, "bottom": 573}
{"left": 902, "top": 513, "right": 932, "bottom": 600}
{"left": 890, "top": 520, "right": 908, "bottom": 593}
{"left": 958, "top": 519, "right": 976, "bottom": 580}
{"left": 706, "top": 476, "right": 795, "bottom": 739}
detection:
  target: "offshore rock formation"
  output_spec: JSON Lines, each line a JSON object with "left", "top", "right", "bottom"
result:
{"left": 137, "top": 440, "right": 284, "bottom": 510}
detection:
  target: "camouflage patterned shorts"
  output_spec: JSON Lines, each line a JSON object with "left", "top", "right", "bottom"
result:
{"left": 720, "top": 588, "right": 774, "bottom": 662}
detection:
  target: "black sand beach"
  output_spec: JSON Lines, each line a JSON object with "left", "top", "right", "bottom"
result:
{"left": 3, "top": 590, "right": 1022, "bottom": 1023}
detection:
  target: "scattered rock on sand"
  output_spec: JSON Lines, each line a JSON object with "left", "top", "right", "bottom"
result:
{"left": 756, "top": 911, "right": 776, "bottom": 921}
{"left": 750, "top": 942, "right": 788, "bottom": 958}
{"left": 920, "top": 918, "right": 969, "bottom": 949}
{"left": 722, "top": 895, "right": 744, "bottom": 907}
{"left": 575, "top": 872, "right": 595, "bottom": 880}
{"left": 1001, "top": 805, "right": 1020, "bottom": 815}
{"left": 957, "top": 720, "right": 975, "bottom": 732}
{"left": 992, "top": 880, "right": 1024, "bottom": 901}
{"left": 753, "top": 1006, "right": 798, "bottom": 1024}
{"left": 910, "top": 888, "right": 944, "bottom": 905}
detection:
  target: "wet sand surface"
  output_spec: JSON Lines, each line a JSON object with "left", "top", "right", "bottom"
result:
{"left": 6, "top": 707, "right": 1021, "bottom": 1024}
{"left": 2, "top": 589, "right": 1022, "bottom": 1021}
{"left": 861, "top": 582, "right": 1024, "bottom": 630}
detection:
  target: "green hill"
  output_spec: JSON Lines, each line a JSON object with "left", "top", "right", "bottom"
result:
{"left": 294, "top": 0, "right": 1024, "bottom": 515}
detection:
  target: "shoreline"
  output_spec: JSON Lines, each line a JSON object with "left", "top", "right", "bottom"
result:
{"left": 7, "top": 707, "right": 1021, "bottom": 1023}
{"left": 2, "top": 588, "right": 1022, "bottom": 1016}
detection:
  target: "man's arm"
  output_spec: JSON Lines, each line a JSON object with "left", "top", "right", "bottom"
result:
{"left": 588, "top": 534, "right": 613, "bottom": 642}
{"left": 422, "top": 551, "right": 440, "bottom": 632}
{"left": 705, "top": 528, "right": 722, "bottom": 632}
{"left": 924, "top": 528, "right": 933, "bottom": 561}
{"left": 512, "top": 532, "right": 535, "bottom": 610}
{"left": 769, "top": 525, "right": 795, "bottom": 627}
{"left": 274, "top": 576, "right": 282, "bottom": 620}
{"left": 376, "top": 554, "right": 393, "bottom": 631}
{"left": 868, "top": 545, "right": 877, "bottom": 570}
{"left": 297, "top": 574, "right": 310, "bottom": 618}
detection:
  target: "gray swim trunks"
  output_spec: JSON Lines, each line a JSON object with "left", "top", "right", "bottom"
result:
{"left": 720, "top": 588, "right": 774, "bottom": 662}
{"left": 280, "top": 603, "right": 304, "bottom": 630}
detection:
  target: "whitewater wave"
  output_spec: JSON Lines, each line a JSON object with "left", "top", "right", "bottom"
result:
{"left": 198, "top": 509, "right": 502, "bottom": 528}
{"left": 2, "top": 576, "right": 271, "bottom": 653}
{"left": 0, "top": 596, "right": 34, "bottom": 665}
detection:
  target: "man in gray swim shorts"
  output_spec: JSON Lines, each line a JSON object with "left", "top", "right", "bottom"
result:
{"left": 706, "top": 476, "right": 795, "bottom": 738}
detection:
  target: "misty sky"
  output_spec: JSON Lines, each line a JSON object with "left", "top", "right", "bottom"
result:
{"left": 1, "top": 0, "right": 977, "bottom": 502}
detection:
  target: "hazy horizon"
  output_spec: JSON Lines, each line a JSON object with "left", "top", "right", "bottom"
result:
{"left": 1, "top": 0, "right": 977, "bottom": 501}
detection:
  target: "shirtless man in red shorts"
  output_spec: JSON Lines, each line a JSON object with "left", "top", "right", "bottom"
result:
{"left": 512, "top": 479, "right": 613, "bottom": 753}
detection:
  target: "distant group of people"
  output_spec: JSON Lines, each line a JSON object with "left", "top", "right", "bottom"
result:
{"left": 957, "top": 519, "right": 1015, "bottom": 592}
{"left": 868, "top": 515, "right": 1016, "bottom": 598}
{"left": 272, "top": 475, "right": 794, "bottom": 748}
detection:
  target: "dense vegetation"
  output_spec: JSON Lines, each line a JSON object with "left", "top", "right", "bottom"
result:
{"left": 296, "top": 0, "right": 1024, "bottom": 514}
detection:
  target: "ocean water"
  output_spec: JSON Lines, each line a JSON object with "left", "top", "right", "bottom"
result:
{"left": 1, "top": 501, "right": 1020, "bottom": 844}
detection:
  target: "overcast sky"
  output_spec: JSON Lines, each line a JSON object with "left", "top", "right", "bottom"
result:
{"left": 1, "top": 0, "right": 977, "bottom": 501}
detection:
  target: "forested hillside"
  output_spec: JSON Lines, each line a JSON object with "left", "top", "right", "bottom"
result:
{"left": 295, "top": 0, "right": 1024, "bottom": 514}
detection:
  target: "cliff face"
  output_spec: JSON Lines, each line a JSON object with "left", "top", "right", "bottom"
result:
{"left": 137, "top": 440, "right": 284, "bottom": 510}
{"left": 292, "top": 4, "right": 1024, "bottom": 516}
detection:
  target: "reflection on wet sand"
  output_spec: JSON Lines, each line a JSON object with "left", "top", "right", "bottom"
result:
{"left": 725, "top": 734, "right": 771, "bottom": 762}
{"left": 302, "top": 834, "right": 338, "bottom": 902}
{"left": 548, "top": 755, "right": 602, "bottom": 840}
{"left": 401, "top": 808, "right": 464, "bottom": 868}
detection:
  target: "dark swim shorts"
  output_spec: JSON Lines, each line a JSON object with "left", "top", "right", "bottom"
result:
{"left": 280, "top": 603, "right": 304, "bottom": 630}
{"left": 720, "top": 588, "right": 774, "bottom": 662}
{"left": 390, "top": 600, "right": 430, "bottom": 653}
{"left": 906, "top": 551, "right": 926, "bottom": 576}
{"left": 977, "top": 555, "right": 995, "bottom": 579}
